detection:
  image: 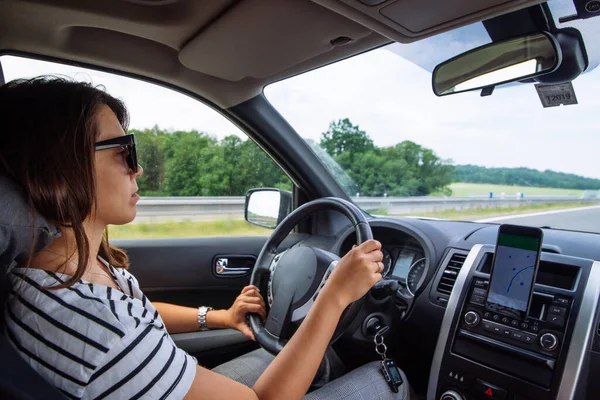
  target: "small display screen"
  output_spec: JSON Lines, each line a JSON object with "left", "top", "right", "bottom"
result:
{"left": 389, "top": 365, "right": 401, "bottom": 381}
{"left": 487, "top": 233, "right": 541, "bottom": 314}
{"left": 392, "top": 251, "right": 415, "bottom": 278}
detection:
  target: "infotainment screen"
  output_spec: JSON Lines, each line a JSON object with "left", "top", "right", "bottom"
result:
{"left": 486, "top": 224, "right": 543, "bottom": 319}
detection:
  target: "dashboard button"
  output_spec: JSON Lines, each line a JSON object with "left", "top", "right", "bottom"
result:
{"left": 502, "top": 328, "right": 512, "bottom": 337}
{"left": 546, "top": 314, "right": 565, "bottom": 327}
{"left": 483, "top": 312, "right": 491, "bottom": 319}
{"left": 520, "top": 322, "right": 529, "bottom": 329}
{"left": 501, "top": 317, "right": 509, "bottom": 324}
{"left": 530, "top": 325, "right": 539, "bottom": 333}
{"left": 473, "top": 287, "right": 487, "bottom": 296}
{"left": 474, "top": 279, "right": 488, "bottom": 288}
{"left": 464, "top": 311, "right": 480, "bottom": 327}
{"left": 470, "top": 295, "right": 485, "bottom": 305}
{"left": 511, "top": 331, "right": 524, "bottom": 341}
{"left": 540, "top": 333, "right": 559, "bottom": 351}
{"left": 522, "top": 333, "right": 537, "bottom": 344}
{"left": 553, "top": 297, "right": 570, "bottom": 306}
{"left": 474, "top": 379, "right": 507, "bottom": 400}
{"left": 510, "top": 320, "right": 519, "bottom": 327}
{"left": 492, "top": 314, "right": 500, "bottom": 322}
{"left": 482, "top": 321, "right": 494, "bottom": 332}
{"left": 440, "top": 390, "right": 465, "bottom": 400}
{"left": 548, "top": 306, "right": 566, "bottom": 316}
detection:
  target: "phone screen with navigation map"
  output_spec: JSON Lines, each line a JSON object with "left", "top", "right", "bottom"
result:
{"left": 486, "top": 225, "right": 543, "bottom": 320}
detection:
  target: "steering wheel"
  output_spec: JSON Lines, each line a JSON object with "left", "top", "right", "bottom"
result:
{"left": 248, "top": 197, "right": 373, "bottom": 355}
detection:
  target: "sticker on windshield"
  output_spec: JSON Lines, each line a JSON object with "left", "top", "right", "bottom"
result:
{"left": 535, "top": 82, "right": 578, "bottom": 108}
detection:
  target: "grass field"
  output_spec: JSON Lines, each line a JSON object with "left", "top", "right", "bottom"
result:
{"left": 397, "top": 201, "right": 595, "bottom": 220}
{"left": 107, "top": 182, "right": 592, "bottom": 239}
{"left": 108, "top": 218, "right": 271, "bottom": 239}
{"left": 109, "top": 202, "right": 597, "bottom": 239}
{"left": 447, "top": 183, "right": 584, "bottom": 197}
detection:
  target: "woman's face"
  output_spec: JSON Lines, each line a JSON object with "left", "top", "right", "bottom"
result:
{"left": 93, "top": 105, "right": 143, "bottom": 227}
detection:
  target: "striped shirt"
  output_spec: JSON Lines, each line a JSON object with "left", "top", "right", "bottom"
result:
{"left": 4, "top": 260, "right": 197, "bottom": 399}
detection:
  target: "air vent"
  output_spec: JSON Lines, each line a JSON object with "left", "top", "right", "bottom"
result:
{"left": 437, "top": 252, "right": 467, "bottom": 296}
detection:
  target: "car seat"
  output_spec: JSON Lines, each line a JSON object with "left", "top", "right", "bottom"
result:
{"left": 0, "top": 176, "right": 66, "bottom": 399}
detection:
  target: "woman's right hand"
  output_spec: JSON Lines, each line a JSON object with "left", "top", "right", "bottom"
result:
{"left": 323, "top": 239, "right": 384, "bottom": 308}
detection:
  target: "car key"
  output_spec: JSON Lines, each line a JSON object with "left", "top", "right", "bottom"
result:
{"left": 373, "top": 326, "right": 403, "bottom": 393}
{"left": 380, "top": 358, "right": 403, "bottom": 393}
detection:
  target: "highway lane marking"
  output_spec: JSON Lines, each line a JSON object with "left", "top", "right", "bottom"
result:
{"left": 476, "top": 205, "right": 600, "bottom": 223}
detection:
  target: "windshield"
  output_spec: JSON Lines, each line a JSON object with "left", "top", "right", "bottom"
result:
{"left": 265, "top": 0, "right": 600, "bottom": 234}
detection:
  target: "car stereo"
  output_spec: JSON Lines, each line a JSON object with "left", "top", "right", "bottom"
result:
{"left": 461, "top": 277, "right": 569, "bottom": 363}
{"left": 428, "top": 242, "right": 595, "bottom": 400}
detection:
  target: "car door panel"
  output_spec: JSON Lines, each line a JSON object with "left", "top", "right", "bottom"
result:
{"left": 115, "top": 236, "right": 268, "bottom": 308}
{"left": 113, "top": 233, "right": 307, "bottom": 364}
{"left": 170, "top": 329, "right": 258, "bottom": 368}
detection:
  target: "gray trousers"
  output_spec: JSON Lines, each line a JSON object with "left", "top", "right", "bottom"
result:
{"left": 212, "top": 348, "right": 412, "bottom": 400}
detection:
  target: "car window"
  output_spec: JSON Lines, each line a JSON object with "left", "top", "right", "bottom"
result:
{"left": 1, "top": 55, "right": 292, "bottom": 239}
{"left": 265, "top": 10, "right": 600, "bottom": 234}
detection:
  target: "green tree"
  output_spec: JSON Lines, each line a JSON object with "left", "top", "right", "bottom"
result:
{"left": 320, "top": 118, "right": 374, "bottom": 162}
{"left": 237, "top": 138, "right": 290, "bottom": 193}
{"left": 164, "top": 130, "right": 217, "bottom": 196}
{"left": 326, "top": 138, "right": 454, "bottom": 197}
{"left": 383, "top": 141, "right": 454, "bottom": 196}
{"left": 131, "top": 120, "right": 458, "bottom": 199}
{"left": 455, "top": 165, "right": 600, "bottom": 190}
{"left": 130, "top": 126, "right": 167, "bottom": 195}
{"left": 306, "top": 139, "right": 358, "bottom": 195}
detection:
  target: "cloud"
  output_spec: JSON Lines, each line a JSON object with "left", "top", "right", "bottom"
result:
{"left": 265, "top": 43, "right": 600, "bottom": 179}
{"left": 3, "top": 27, "right": 600, "bottom": 181}
{"left": 1, "top": 55, "right": 247, "bottom": 139}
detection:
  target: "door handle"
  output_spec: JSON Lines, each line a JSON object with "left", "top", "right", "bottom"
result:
{"left": 215, "top": 258, "right": 251, "bottom": 276}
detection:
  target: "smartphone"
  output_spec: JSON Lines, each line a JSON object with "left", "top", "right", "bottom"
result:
{"left": 485, "top": 224, "right": 543, "bottom": 320}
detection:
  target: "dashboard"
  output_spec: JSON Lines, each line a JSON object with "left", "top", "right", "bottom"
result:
{"left": 319, "top": 214, "right": 600, "bottom": 399}
{"left": 339, "top": 229, "right": 428, "bottom": 297}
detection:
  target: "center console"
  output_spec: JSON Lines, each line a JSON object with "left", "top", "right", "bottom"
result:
{"left": 427, "top": 244, "right": 600, "bottom": 400}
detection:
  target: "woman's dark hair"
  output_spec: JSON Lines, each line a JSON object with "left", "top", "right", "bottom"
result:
{"left": 0, "top": 76, "right": 130, "bottom": 288}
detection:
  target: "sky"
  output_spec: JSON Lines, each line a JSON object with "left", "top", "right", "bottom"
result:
{"left": 2, "top": 10, "right": 599, "bottom": 180}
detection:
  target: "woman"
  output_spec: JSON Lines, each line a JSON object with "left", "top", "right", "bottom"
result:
{"left": 0, "top": 77, "right": 391, "bottom": 399}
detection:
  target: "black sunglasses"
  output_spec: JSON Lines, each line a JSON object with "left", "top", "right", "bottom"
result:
{"left": 95, "top": 134, "right": 138, "bottom": 173}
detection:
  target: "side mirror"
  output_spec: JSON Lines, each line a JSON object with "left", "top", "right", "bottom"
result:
{"left": 432, "top": 32, "right": 561, "bottom": 96}
{"left": 245, "top": 188, "right": 292, "bottom": 229}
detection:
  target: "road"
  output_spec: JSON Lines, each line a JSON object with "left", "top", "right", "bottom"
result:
{"left": 476, "top": 205, "right": 600, "bottom": 233}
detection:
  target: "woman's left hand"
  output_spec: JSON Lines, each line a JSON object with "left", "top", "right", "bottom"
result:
{"left": 224, "top": 285, "right": 266, "bottom": 340}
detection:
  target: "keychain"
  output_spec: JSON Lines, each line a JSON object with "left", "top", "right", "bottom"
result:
{"left": 374, "top": 326, "right": 404, "bottom": 393}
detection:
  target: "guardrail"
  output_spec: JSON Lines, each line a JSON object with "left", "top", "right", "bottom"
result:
{"left": 133, "top": 195, "right": 592, "bottom": 222}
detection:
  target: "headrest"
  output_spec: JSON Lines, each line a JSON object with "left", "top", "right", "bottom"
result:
{"left": 0, "top": 176, "right": 60, "bottom": 268}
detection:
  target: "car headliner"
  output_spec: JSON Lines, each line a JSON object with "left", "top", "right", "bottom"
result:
{"left": 0, "top": 0, "right": 545, "bottom": 108}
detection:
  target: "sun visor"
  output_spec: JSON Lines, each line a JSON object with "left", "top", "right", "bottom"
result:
{"left": 178, "top": 0, "right": 372, "bottom": 81}
{"left": 314, "top": 0, "right": 544, "bottom": 43}
{"left": 379, "top": 0, "right": 530, "bottom": 33}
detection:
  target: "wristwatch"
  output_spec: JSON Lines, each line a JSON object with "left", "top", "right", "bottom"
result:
{"left": 197, "top": 306, "right": 213, "bottom": 331}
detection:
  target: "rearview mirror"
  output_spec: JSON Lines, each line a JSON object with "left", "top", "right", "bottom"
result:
{"left": 245, "top": 188, "right": 292, "bottom": 229}
{"left": 432, "top": 32, "right": 561, "bottom": 96}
